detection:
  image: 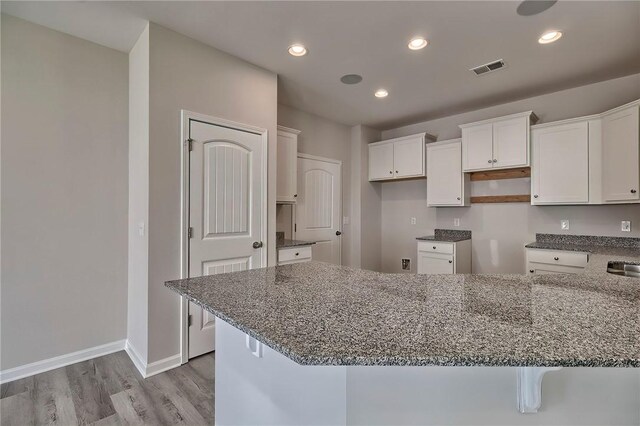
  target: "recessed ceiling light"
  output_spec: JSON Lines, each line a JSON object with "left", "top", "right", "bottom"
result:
{"left": 374, "top": 89, "right": 389, "bottom": 98}
{"left": 408, "top": 37, "right": 428, "bottom": 50}
{"left": 538, "top": 30, "right": 562, "bottom": 44}
{"left": 288, "top": 44, "right": 307, "bottom": 56}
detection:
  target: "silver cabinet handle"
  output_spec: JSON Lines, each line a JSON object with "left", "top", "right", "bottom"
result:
{"left": 529, "top": 269, "right": 534, "bottom": 273}
{"left": 492, "top": 159, "right": 497, "bottom": 163}
{"left": 487, "top": 160, "right": 492, "bottom": 164}
{"left": 252, "top": 241, "right": 263, "bottom": 249}
{"left": 632, "top": 189, "right": 637, "bottom": 194}
{"left": 389, "top": 171, "right": 393, "bottom": 174}
{"left": 396, "top": 170, "right": 399, "bottom": 174}
{"left": 554, "top": 257, "right": 559, "bottom": 261}
{"left": 433, "top": 246, "right": 437, "bottom": 250}
{"left": 533, "top": 195, "right": 539, "bottom": 198}
{"left": 457, "top": 197, "right": 461, "bottom": 200}
{"left": 448, "top": 260, "right": 453, "bottom": 264}
{"left": 295, "top": 252, "right": 299, "bottom": 256}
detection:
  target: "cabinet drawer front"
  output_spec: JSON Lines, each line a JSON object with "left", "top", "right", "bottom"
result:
{"left": 527, "top": 262, "right": 586, "bottom": 275}
{"left": 527, "top": 249, "right": 588, "bottom": 267}
{"left": 417, "top": 252, "right": 455, "bottom": 274}
{"left": 278, "top": 246, "right": 312, "bottom": 263}
{"left": 417, "top": 241, "right": 454, "bottom": 254}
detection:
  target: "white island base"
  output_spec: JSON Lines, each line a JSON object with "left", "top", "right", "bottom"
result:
{"left": 215, "top": 318, "right": 639, "bottom": 426}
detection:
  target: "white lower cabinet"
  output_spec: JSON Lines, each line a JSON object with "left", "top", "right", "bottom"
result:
{"left": 277, "top": 246, "right": 312, "bottom": 265}
{"left": 417, "top": 240, "right": 471, "bottom": 275}
{"left": 525, "top": 248, "right": 588, "bottom": 275}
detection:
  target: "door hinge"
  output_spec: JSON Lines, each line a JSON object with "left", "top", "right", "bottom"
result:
{"left": 188, "top": 227, "right": 193, "bottom": 238}
{"left": 187, "top": 138, "right": 194, "bottom": 151}
{"left": 188, "top": 314, "right": 193, "bottom": 327}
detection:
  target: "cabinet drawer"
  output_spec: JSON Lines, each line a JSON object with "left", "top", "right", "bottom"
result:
{"left": 417, "top": 241, "right": 454, "bottom": 255}
{"left": 278, "top": 246, "right": 312, "bottom": 263}
{"left": 526, "top": 249, "right": 588, "bottom": 268}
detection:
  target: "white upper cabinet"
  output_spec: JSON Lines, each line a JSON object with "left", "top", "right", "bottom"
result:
{"left": 368, "top": 133, "right": 435, "bottom": 181}
{"left": 427, "top": 139, "right": 469, "bottom": 206}
{"left": 531, "top": 120, "right": 589, "bottom": 204}
{"left": 276, "top": 126, "right": 300, "bottom": 203}
{"left": 601, "top": 103, "right": 639, "bottom": 203}
{"left": 460, "top": 111, "right": 538, "bottom": 172}
{"left": 369, "top": 142, "right": 394, "bottom": 180}
{"left": 394, "top": 137, "right": 425, "bottom": 178}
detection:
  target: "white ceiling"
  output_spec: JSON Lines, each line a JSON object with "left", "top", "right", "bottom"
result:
{"left": 3, "top": 1, "right": 639, "bottom": 129}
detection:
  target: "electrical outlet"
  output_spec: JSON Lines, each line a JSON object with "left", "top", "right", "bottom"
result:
{"left": 401, "top": 258, "right": 411, "bottom": 271}
{"left": 621, "top": 220, "right": 631, "bottom": 232}
{"left": 410, "top": 217, "right": 417, "bottom": 225}
{"left": 561, "top": 220, "right": 570, "bottom": 230}
{"left": 453, "top": 218, "right": 460, "bottom": 227}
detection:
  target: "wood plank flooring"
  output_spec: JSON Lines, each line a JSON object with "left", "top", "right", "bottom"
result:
{"left": 0, "top": 351, "right": 215, "bottom": 425}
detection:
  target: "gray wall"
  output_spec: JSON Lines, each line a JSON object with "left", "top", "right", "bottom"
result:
{"left": 379, "top": 74, "right": 640, "bottom": 274}
{"left": 146, "top": 23, "right": 278, "bottom": 364}
{"left": 277, "top": 104, "right": 353, "bottom": 266}
{"left": 127, "top": 23, "right": 150, "bottom": 362}
{"left": 1, "top": 15, "right": 129, "bottom": 369}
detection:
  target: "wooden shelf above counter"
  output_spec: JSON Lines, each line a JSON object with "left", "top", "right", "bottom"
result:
{"left": 470, "top": 194, "right": 531, "bottom": 204}
{"left": 469, "top": 167, "right": 530, "bottom": 182}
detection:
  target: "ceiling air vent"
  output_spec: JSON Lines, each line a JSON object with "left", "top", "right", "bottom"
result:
{"left": 470, "top": 59, "right": 506, "bottom": 76}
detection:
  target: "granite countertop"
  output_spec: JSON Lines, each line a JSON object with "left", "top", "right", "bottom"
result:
{"left": 526, "top": 233, "right": 640, "bottom": 254}
{"left": 166, "top": 239, "right": 640, "bottom": 368}
{"left": 276, "top": 239, "right": 315, "bottom": 249}
{"left": 416, "top": 229, "right": 471, "bottom": 242}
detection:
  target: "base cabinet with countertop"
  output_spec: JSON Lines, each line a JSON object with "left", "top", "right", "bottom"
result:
{"left": 276, "top": 239, "right": 314, "bottom": 265}
{"left": 416, "top": 230, "right": 472, "bottom": 274}
{"left": 525, "top": 248, "right": 589, "bottom": 275}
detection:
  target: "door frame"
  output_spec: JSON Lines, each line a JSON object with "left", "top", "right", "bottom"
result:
{"left": 180, "top": 110, "right": 268, "bottom": 364}
{"left": 295, "top": 153, "right": 343, "bottom": 265}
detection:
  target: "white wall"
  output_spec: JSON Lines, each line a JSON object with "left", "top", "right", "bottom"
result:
{"left": 0, "top": 15, "right": 129, "bottom": 369}
{"left": 350, "top": 125, "right": 382, "bottom": 271}
{"left": 145, "top": 23, "right": 278, "bottom": 364}
{"left": 378, "top": 74, "right": 640, "bottom": 273}
{"left": 127, "top": 23, "right": 150, "bottom": 363}
{"left": 277, "top": 104, "right": 353, "bottom": 265}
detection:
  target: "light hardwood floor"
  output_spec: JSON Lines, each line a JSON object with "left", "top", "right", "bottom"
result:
{"left": 0, "top": 351, "right": 214, "bottom": 425}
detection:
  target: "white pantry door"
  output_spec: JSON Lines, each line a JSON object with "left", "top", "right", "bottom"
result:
{"left": 295, "top": 155, "right": 342, "bottom": 265}
{"left": 188, "top": 119, "right": 265, "bottom": 358}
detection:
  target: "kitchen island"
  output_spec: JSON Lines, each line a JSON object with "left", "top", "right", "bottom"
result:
{"left": 166, "top": 242, "right": 640, "bottom": 425}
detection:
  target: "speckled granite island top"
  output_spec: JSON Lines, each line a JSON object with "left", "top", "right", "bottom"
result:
{"left": 166, "top": 248, "right": 640, "bottom": 368}
{"left": 276, "top": 239, "right": 315, "bottom": 249}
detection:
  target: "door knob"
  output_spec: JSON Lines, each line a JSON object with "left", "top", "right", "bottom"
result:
{"left": 252, "top": 241, "right": 263, "bottom": 249}
{"left": 631, "top": 189, "right": 637, "bottom": 194}
{"left": 336, "top": 231, "right": 342, "bottom": 236}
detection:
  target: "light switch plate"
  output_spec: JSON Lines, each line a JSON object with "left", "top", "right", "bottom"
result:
{"left": 453, "top": 218, "right": 460, "bottom": 227}
{"left": 343, "top": 216, "right": 350, "bottom": 225}
{"left": 561, "top": 220, "right": 570, "bottom": 230}
{"left": 621, "top": 221, "right": 631, "bottom": 232}
{"left": 138, "top": 222, "right": 145, "bottom": 237}
{"left": 410, "top": 217, "right": 417, "bottom": 225}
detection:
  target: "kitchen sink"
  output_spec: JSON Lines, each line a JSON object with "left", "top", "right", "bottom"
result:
{"left": 607, "top": 261, "right": 640, "bottom": 278}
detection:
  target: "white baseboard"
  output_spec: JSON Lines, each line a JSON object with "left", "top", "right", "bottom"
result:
{"left": 124, "top": 340, "right": 181, "bottom": 378}
{"left": 0, "top": 339, "right": 126, "bottom": 384}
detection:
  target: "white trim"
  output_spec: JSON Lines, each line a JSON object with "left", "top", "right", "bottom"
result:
{"left": 297, "top": 152, "right": 343, "bottom": 165}
{"left": 179, "top": 110, "right": 268, "bottom": 363}
{"left": 369, "top": 132, "right": 434, "bottom": 147}
{"left": 277, "top": 125, "right": 301, "bottom": 135}
{"left": 124, "top": 340, "right": 181, "bottom": 378}
{"left": 0, "top": 339, "right": 126, "bottom": 384}
{"left": 459, "top": 110, "right": 538, "bottom": 129}
{"left": 124, "top": 340, "right": 147, "bottom": 377}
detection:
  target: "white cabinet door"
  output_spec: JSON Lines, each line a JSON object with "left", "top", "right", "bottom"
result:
{"left": 427, "top": 140, "right": 463, "bottom": 206}
{"left": 276, "top": 129, "right": 299, "bottom": 203}
{"left": 417, "top": 252, "right": 454, "bottom": 274}
{"left": 462, "top": 123, "right": 493, "bottom": 171}
{"left": 493, "top": 116, "right": 529, "bottom": 169}
{"left": 393, "top": 137, "right": 424, "bottom": 178}
{"left": 369, "top": 142, "right": 394, "bottom": 180}
{"left": 532, "top": 121, "right": 589, "bottom": 204}
{"left": 602, "top": 104, "right": 640, "bottom": 202}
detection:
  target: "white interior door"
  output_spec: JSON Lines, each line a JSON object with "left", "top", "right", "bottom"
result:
{"left": 188, "top": 118, "right": 265, "bottom": 359}
{"left": 295, "top": 155, "right": 342, "bottom": 264}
